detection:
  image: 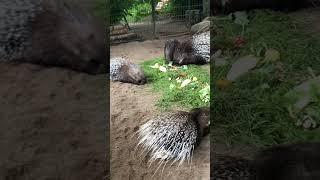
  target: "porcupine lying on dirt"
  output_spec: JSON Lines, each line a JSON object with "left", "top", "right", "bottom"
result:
{"left": 211, "top": 142, "right": 320, "bottom": 180}
{"left": 110, "top": 57, "right": 146, "bottom": 85}
{"left": 164, "top": 31, "right": 210, "bottom": 65}
{"left": 0, "top": 0, "right": 106, "bottom": 74}
{"left": 137, "top": 107, "right": 209, "bottom": 169}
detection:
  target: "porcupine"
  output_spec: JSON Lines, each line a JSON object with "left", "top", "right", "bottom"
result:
{"left": 164, "top": 31, "right": 210, "bottom": 65}
{"left": 192, "top": 31, "right": 210, "bottom": 62}
{"left": 0, "top": 0, "right": 106, "bottom": 74}
{"left": 211, "top": 142, "right": 320, "bottom": 180}
{"left": 137, "top": 107, "right": 210, "bottom": 168}
{"left": 110, "top": 57, "right": 146, "bottom": 85}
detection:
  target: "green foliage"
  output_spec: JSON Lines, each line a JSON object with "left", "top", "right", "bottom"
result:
{"left": 158, "top": 1, "right": 175, "bottom": 14}
{"left": 126, "top": 3, "right": 152, "bottom": 22}
{"left": 159, "top": 0, "right": 203, "bottom": 16}
{"left": 109, "top": 0, "right": 161, "bottom": 24}
{"left": 233, "top": 11, "right": 249, "bottom": 36}
{"left": 110, "top": 0, "right": 136, "bottom": 24}
{"left": 141, "top": 57, "right": 210, "bottom": 110}
{"left": 212, "top": 10, "right": 320, "bottom": 148}
{"left": 170, "top": 0, "right": 203, "bottom": 8}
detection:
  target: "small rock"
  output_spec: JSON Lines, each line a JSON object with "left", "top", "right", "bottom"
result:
{"left": 285, "top": 76, "right": 320, "bottom": 111}
{"left": 212, "top": 49, "right": 222, "bottom": 59}
{"left": 202, "top": 17, "right": 211, "bottom": 22}
{"left": 226, "top": 55, "right": 259, "bottom": 81}
{"left": 302, "top": 115, "right": 317, "bottom": 129}
{"left": 303, "top": 119, "right": 312, "bottom": 129}
{"left": 191, "top": 20, "right": 210, "bottom": 34}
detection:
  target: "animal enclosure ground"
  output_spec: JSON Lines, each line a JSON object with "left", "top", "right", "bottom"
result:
{"left": 212, "top": 8, "right": 320, "bottom": 156}
{"left": 0, "top": 63, "right": 107, "bottom": 179}
{"left": 0, "top": 1, "right": 109, "bottom": 179}
{"left": 110, "top": 38, "right": 210, "bottom": 179}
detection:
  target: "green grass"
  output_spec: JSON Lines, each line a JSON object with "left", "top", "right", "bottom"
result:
{"left": 141, "top": 57, "right": 210, "bottom": 110}
{"left": 212, "top": 10, "right": 320, "bottom": 148}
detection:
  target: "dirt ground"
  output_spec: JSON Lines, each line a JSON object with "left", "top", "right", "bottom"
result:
{"left": 110, "top": 37, "right": 210, "bottom": 180}
{"left": 0, "top": 63, "right": 108, "bottom": 180}
{"left": 110, "top": 7, "right": 320, "bottom": 180}
{"left": 0, "top": 0, "right": 109, "bottom": 178}
{"left": 1, "top": 6, "right": 319, "bottom": 180}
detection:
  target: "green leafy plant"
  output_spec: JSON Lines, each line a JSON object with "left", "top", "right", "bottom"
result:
{"left": 212, "top": 10, "right": 320, "bottom": 149}
{"left": 126, "top": 3, "right": 152, "bottom": 22}
{"left": 233, "top": 11, "right": 250, "bottom": 36}
{"left": 141, "top": 57, "right": 210, "bottom": 110}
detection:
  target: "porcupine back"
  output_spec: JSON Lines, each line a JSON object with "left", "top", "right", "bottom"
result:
{"left": 192, "top": 31, "right": 210, "bottom": 63}
{"left": 0, "top": 0, "right": 107, "bottom": 74}
{"left": 110, "top": 57, "right": 146, "bottom": 85}
{"left": 137, "top": 107, "right": 210, "bottom": 166}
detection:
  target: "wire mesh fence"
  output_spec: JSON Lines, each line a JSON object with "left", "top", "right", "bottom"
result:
{"left": 110, "top": 0, "right": 210, "bottom": 42}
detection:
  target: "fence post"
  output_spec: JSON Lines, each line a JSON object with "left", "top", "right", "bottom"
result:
{"left": 151, "top": 0, "right": 156, "bottom": 37}
{"left": 203, "top": 0, "right": 210, "bottom": 17}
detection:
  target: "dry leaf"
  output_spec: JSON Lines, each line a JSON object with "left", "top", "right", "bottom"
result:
{"left": 216, "top": 79, "right": 232, "bottom": 89}
{"left": 263, "top": 49, "right": 280, "bottom": 63}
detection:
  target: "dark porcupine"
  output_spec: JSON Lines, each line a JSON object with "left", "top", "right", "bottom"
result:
{"left": 211, "top": 155, "right": 251, "bottom": 180}
{"left": 110, "top": 57, "right": 146, "bottom": 85}
{"left": 164, "top": 32, "right": 210, "bottom": 66}
{"left": 0, "top": 0, "right": 107, "bottom": 74}
{"left": 137, "top": 107, "right": 210, "bottom": 168}
{"left": 211, "top": 142, "right": 320, "bottom": 180}
{"left": 164, "top": 39, "right": 205, "bottom": 66}
{"left": 164, "top": 39, "right": 179, "bottom": 63}
{"left": 174, "top": 41, "right": 207, "bottom": 66}
{"left": 251, "top": 142, "right": 320, "bottom": 180}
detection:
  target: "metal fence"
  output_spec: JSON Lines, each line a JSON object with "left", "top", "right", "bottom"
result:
{"left": 110, "top": 0, "right": 210, "bottom": 42}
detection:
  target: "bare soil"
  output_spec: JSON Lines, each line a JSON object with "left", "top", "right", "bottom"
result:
{"left": 0, "top": 0, "right": 109, "bottom": 178}
{"left": 110, "top": 38, "right": 210, "bottom": 180}
{"left": 0, "top": 63, "right": 108, "bottom": 180}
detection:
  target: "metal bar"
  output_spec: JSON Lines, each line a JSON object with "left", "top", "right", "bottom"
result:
{"left": 151, "top": 0, "right": 156, "bottom": 37}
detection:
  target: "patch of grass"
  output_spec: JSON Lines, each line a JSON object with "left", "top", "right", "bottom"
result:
{"left": 141, "top": 57, "right": 210, "bottom": 110}
{"left": 212, "top": 10, "right": 320, "bottom": 148}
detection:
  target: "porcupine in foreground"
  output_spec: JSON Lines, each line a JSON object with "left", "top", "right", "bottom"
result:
{"left": 164, "top": 31, "right": 210, "bottom": 65}
{"left": 0, "top": 0, "right": 106, "bottom": 74}
{"left": 137, "top": 107, "right": 210, "bottom": 167}
{"left": 211, "top": 142, "right": 320, "bottom": 180}
{"left": 110, "top": 57, "right": 146, "bottom": 85}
